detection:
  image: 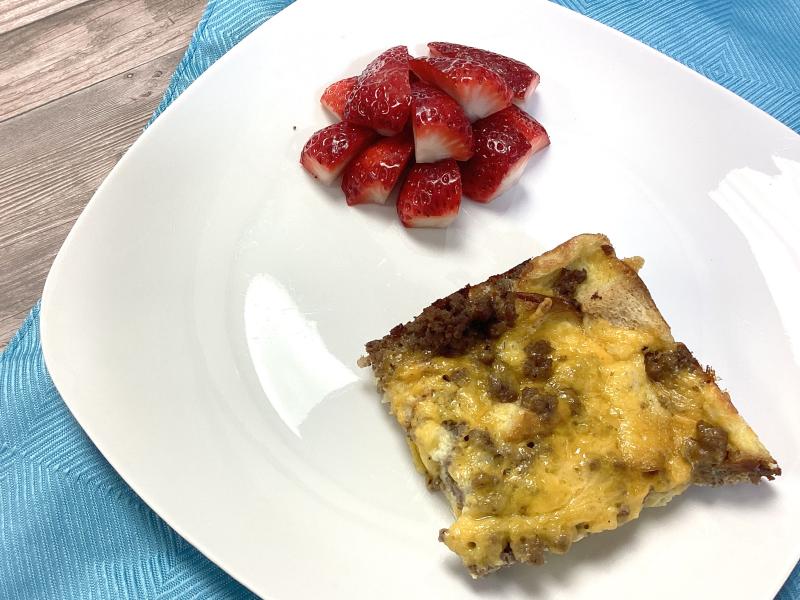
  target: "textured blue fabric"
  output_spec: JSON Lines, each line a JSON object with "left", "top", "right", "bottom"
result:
{"left": 561, "top": 0, "right": 800, "bottom": 132}
{"left": 1, "top": 1, "right": 799, "bottom": 598}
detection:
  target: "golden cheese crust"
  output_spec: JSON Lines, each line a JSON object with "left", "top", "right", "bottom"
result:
{"left": 361, "top": 234, "right": 779, "bottom": 576}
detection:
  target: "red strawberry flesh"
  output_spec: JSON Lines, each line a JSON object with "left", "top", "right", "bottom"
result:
{"left": 341, "top": 133, "right": 414, "bottom": 205}
{"left": 344, "top": 46, "right": 412, "bottom": 135}
{"left": 485, "top": 105, "right": 550, "bottom": 152}
{"left": 428, "top": 42, "right": 540, "bottom": 101}
{"left": 409, "top": 56, "right": 512, "bottom": 122}
{"left": 397, "top": 159, "right": 462, "bottom": 228}
{"left": 410, "top": 81, "right": 474, "bottom": 163}
{"left": 300, "top": 122, "right": 376, "bottom": 185}
{"left": 460, "top": 118, "right": 532, "bottom": 203}
{"left": 321, "top": 76, "right": 358, "bottom": 120}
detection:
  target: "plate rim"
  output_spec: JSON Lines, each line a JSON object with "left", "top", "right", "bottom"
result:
{"left": 40, "top": 0, "right": 800, "bottom": 597}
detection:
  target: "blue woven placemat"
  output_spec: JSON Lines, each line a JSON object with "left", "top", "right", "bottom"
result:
{"left": 1, "top": 1, "right": 799, "bottom": 598}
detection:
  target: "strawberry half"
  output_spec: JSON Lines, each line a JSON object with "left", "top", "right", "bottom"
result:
{"left": 397, "top": 160, "right": 462, "bottom": 228}
{"left": 300, "top": 122, "right": 376, "bottom": 185}
{"left": 486, "top": 105, "right": 550, "bottom": 152}
{"left": 428, "top": 42, "right": 540, "bottom": 102}
{"left": 321, "top": 76, "right": 358, "bottom": 119}
{"left": 410, "top": 81, "right": 473, "bottom": 163}
{"left": 341, "top": 133, "right": 414, "bottom": 205}
{"left": 459, "top": 118, "right": 532, "bottom": 203}
{"left": 344, "top": 46, "right": 412, "bottom": 135}
{"left": 409, "top": 56, "right": 512, "bottom": 122}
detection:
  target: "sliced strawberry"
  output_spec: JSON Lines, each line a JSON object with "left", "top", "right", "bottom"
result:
{"left": 341, "top": 133, "right": 414, "bottom": 205}
{"left": 409, "top": 56, "right": 512, "bottom": 122}
{"left": 485, "top": 105, "right": 550, "bottom": 152}
{"left": 397, "top": 160, "right": 462, "bottom": 228}
{"left": 410, "top": 81, "right": 473, "bottom": 163}
{"left": 460, "top": 119, "right": 532, "bottom": 203}
{"left": 300, "top": 122, "right": 376, "bottom": 185}
{"left": 460, "top": 106, "right": 550, "bottom": 202}
{"left": 344, "top": 46, "right": 412, "bottom": 135}
{"left": 428, "top": 42, "right": 540, "bottom": 101}
{"left": 321, "top": 76, "right": 358, "bottom": 119}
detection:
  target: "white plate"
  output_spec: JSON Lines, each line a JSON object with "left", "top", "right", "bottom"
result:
{"left": 41, "top": 0, "right": 800, "bottom": 598}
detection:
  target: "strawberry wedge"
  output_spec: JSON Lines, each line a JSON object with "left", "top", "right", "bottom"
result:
{"left": 429, "top": 42, "right": 540, "bottom": 102}
{"left": 460, "top": 117, "right": 532, "bottom": 203}
{"left": 410, "top": 81, "right": 473, "bottom": 163}
{"left": 487, "top": 105, "right": 550, "bottom": 152}
{"left": 397, "top": 160, "right": 462, "bottom": 228}
{"left": 342, "top": 133, "right": 414, "bottom": 205}
{"left": 409, "top": 56, "right": 512, "bottom": 122}
{"left": 461, "top": 106, "right": 550, "bottom": 202}
{"left": 300, "top": 122, "right": 376, "bottom": 185}
{"left": 321, "top": 76, "right": 358, "bottom": 119}
{"left": 344, "top": 46, "right": 412, "bottom": 135}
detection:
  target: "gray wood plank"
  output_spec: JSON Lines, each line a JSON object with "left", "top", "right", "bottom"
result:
{"left": 0, "top": 0, "right": 205, "bottom": 122}
{"left": 0, "top": 49, "right": 186, "bottom": 348}
{"left": 0, "top": 0, "right": 90, "bottom": 35}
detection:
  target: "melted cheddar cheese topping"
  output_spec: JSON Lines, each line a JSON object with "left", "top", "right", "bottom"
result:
{"left": 381, "top": 282, "right": 743, "bottom": 575}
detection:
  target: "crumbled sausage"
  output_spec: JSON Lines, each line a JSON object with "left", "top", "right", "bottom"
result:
{"left": 519, "top": 387, "right": 558, "bottom": 418}
{"left": 488, "top": 320, "right": 511, "bottom": 338}
{"left": 489, "top": 373, "right": 518, "bottom": 402}
{"left": 561, "top": 388, "right": 583, "bottom": 416}
{"left": 364, "top": 265, "right": 527, "bottom": 387}
{"left": 442, "top": 368, "right": 468, "bottom": 384}
{"left": 476, "top": 343, "right": 496, "bottom": 365}
{"left": 523, "top": 340, "right": 554, "bottom": 380}
{"left": 552, "top": 268, "right": 587, "bottom": 299}
{"left": 488, "top": 361, "right": 519, "bottom": 403}
{"left": 383, "top": 282, "right": 517, "bottom": 358}
{"left": 643, "top": 343, "right": 700, "bottom": 382}
{"left": 684, "top": 420, "right": 729, "bottom": 476}
{"left": 696, "top": 421, "right": 728, "bottom": 460}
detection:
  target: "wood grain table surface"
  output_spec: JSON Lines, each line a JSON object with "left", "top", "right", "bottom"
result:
{"left": 0, "top": 0, "right": 207, "bottom": 348}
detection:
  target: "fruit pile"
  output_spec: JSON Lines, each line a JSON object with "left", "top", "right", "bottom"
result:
{"left": 300, "top": 42, "right": 550, "bottom": 228}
